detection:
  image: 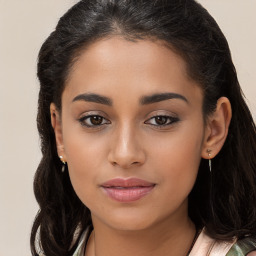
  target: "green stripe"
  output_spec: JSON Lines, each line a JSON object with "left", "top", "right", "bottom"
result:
{"left": 226, "top": 237, "right": 256, "bottom": 256}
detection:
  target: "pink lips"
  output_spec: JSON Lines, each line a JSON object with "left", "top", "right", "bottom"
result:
{"left": 101, "top": 178, "right": 155, "bottom": 202}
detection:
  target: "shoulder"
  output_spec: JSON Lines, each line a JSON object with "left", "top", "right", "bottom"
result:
{"left": 226, "top": 236, "right": 256, "bottom": 256}
{"left": 190, "top": 228, "right": 256, "bottom": 256}
{"left": 190, "top": 229, "right": 234, "bottom": 256}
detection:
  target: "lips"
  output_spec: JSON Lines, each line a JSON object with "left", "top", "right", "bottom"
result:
{"left": 101, "top": 178, "right": 156, "bottom": 202}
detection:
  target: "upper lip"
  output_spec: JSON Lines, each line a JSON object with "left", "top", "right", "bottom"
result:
{"left": 101, "top": 178, "right": 155, "bottom": 188}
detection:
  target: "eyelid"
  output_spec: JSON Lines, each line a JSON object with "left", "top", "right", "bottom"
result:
{"left": 78, "top": 110, "right": 109, "bottom": 120}
{"left": 144, "top": 110, "right": 178, "bottom": 120}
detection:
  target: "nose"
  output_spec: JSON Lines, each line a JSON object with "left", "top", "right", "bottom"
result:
{"left": 107, "top": 124, "right": 146, "bottom": 169}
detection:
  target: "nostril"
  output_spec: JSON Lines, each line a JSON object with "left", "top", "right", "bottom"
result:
{"left": 107, "top": 144, "right": 146, "bottom": 168}
{"left": 111, "top": 161, "right": 117, "bottom": 166}
{"left": 110, "top": 160, "right": 142, "bottom": 168}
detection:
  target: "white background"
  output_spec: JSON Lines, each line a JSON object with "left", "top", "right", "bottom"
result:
{"left": 0, "top": 1, "right": 255, "bottom": 255}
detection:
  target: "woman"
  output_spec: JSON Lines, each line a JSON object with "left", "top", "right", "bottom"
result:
{"left": 30, "top": 0, "right": 256, "bottom": 255}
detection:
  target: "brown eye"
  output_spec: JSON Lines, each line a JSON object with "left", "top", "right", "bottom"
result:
{"left": 90, "top": 116, "right": 103, "bottom": 125}
{"left": 145, "top": 115, "right": 179, "bottom": 127}
{"left": 155, "top": 116, "right": 168, "bottom": 125}
{"left": 79, "top": 115, "right": 110, "bottom": 127}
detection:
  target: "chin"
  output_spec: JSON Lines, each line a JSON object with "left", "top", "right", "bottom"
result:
{"left": 92, "top": 207, "right": 161, "bottom": 232}
{"left": 106, "top": 219, "right": 154, "bottom": 232}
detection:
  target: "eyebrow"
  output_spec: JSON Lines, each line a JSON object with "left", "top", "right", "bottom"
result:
{"left": 72, "top": 93, "right": 112, "bottom": 106}
{"left": 72, "top": 92, "right": 188, "bottom": 106}
{"left": 140, "top": 92, "right": 188, "bottom": 105}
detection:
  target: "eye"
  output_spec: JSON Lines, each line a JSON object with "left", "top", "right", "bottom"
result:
{"left": 79, "top": 115, "right": 110, "bottom": 127}
{"left": 145, "top": 115, "right": 179, "bottom": 127}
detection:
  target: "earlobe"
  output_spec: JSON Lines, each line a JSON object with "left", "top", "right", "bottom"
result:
{"left": 50, "top": 103, "right": 66, "bottom": 161}
{"left": 201, "top": 97, "right": 232, "bottom": 159}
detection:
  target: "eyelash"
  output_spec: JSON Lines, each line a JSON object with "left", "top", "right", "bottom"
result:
{"left": 78, "top": 115, "right": 179, "bottom": 129}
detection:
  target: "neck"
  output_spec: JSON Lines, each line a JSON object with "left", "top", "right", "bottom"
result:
{"left": 85, "top": 213, "right": 196, "bottom": 256}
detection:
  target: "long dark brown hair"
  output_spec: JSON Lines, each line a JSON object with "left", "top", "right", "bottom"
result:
{"left": 31, "top": 0, "right": 256, "bottom": 255}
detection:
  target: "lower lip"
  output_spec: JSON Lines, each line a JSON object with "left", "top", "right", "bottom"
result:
{"left": 102, "top": 186, "right": 155, "bottom": 202}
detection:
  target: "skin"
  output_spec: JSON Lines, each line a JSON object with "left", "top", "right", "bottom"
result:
{"left": 51, "top": 37, "right": 232, "bottom": 256}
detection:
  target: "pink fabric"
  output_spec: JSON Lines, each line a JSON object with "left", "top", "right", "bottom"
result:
{"left": 190, "top": 229, "right": 236, "bottom": 256}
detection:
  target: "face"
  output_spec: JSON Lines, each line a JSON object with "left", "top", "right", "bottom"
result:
{"left": 53, "top": 37, "right": 209, "bottom": 231}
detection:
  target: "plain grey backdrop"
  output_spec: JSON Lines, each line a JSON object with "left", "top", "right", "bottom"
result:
{"left": 0, "top": 1, "right": 255, "bottom": 255}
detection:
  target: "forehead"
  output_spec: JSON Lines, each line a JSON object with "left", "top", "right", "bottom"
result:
{"left": 68, "top": 37, "right": 188, "bottom": 82}
{"left": 64, "top": 37, "right": 202, "bottom": 104}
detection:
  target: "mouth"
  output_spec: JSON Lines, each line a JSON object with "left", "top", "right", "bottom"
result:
{"left": 100, "top": 178, "right": 156, "bottom": 202}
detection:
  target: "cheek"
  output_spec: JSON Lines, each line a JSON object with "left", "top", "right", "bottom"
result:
{"left": 62, "top": 129, "right": 108, "bottom": 204}
{"left": 148, "top": 124, "right": 204, "bottom": 196}
{"left": 63, "top": 120, "right": 109, "bottom": 170}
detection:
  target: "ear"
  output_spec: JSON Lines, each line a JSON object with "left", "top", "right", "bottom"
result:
{"left": 201, "top": 97, "right": 232, "bottom": 159}
{"left": 50, "top": 103, "right": 66, "bottom": 162}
